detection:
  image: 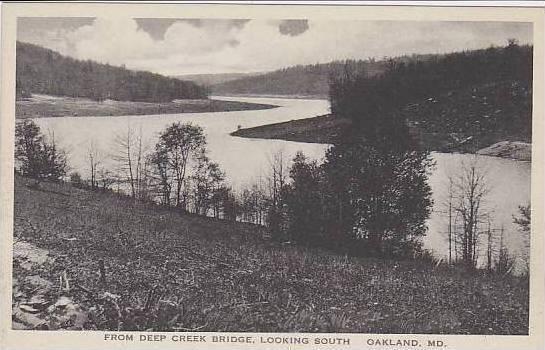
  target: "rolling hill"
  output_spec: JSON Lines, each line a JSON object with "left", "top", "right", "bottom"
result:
{"left": 16, "top": 42, "right": 207, "bottom": 102}
{"left": 232, "top": 44, "right": 533, "bottom": 158}
{"left": 210, "top": 55, "right": 439, "bottom": 98}
{"left": 174, "top": 72, "right": 263, "bottom": 87}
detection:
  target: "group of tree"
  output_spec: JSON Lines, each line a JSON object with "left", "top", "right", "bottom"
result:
{"left": 15, "top": 120, "right": 68, "bottom": 182}
{"left": 249, "top": 43, "right": 533, "bottom": 262}
{"left": 329, "top": 42, "right": 533, "bottom": 142}
{"left": 439, "top": 158, "right": 531, "bottom": 275}
{"left": 97, "top": 122, "right": 234, "bottom": 218}
{"left": 212, "top": 59, "right": 390, "bottom": 97}
{"left": 228, "top": 63, "right": 436, "bottom": 257}
{"left": 16, "top": 41, "right": 207, "bottom": 102}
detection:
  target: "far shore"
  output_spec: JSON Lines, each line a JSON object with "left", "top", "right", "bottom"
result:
{"left": 231, "top": 114, "right": 532, "bottom": 162}
{"left": 16, "top": 94, "right": 278, "bottom": 119}
{"left": 210, "top": 93, "right": 328, "bottom": 100}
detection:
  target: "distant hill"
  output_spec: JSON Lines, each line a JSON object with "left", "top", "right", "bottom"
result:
{"left": 210, "top": 56, "right": 437, "bottom": 97}
{"left": 174, "top": 72, "right": 263, "bottom": 87}
{"left": 233, "top": 44, "right": 533, "bottom": 156}
{"left": 16, "top": 42, "right": 207, "bottom": 102}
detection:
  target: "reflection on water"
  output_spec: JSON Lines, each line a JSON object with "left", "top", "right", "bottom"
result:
{"left": 33, "top": 96, "right": 530, "bottom": 267}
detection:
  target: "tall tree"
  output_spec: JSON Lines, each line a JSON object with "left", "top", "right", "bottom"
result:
{"left": 283, "top": 152, "right": 324, "bottom": 245}
{"left": 87, "top": 140, "right": 102, "bottom": 190}
{"left": 322, "top": 140, "right": 433, "bottom": 256}
{"left": 449, "top": 158, "right": 490, "bottom": 269}
{"left": 112, "top": 125, "right": 149, "bottom": 199}
{"left": 157, "top": 123, "right": 206, "bottom": 210}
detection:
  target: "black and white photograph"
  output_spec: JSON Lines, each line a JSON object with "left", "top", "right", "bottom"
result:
{"left": 1, "top": 2, "right": 543, "bottom": 350}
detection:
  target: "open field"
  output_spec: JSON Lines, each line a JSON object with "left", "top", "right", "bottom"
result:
{"left": 15, "top": 94, "right": 277, "bottom": 119}
{"left": 12, "top": 175, "right": 529, "bottom": 333}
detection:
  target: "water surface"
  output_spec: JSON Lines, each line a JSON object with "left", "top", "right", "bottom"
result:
{"left": 33, "top": 96, "right": 530, "bottom": 266}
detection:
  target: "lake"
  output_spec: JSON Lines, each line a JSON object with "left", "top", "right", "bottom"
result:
{"left": 33, "top": 96, "right": 531, "bottom": 268}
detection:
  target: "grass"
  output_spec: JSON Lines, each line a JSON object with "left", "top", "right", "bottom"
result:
{"left": 12, "top": 175, "right": 529, "bottom": 334}
{"left": 15, "top": 94, "right": 277, "bottom": 119}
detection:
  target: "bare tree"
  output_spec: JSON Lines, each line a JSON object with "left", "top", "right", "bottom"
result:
{"left": 112, "top": 123, "right": 137, "bottom": 197}
{"left": 449, "top": 158, "right": 490, "bottom": 269}
{"left": 88, "top": 140, "right": 102, "bottom": 190}
{"left": 443, "top": 178, "right": 455, "bottom": 264}
{"left": 112, "top": 124, "right": 149, "bottom": 199}
{"left": 266, "top": 150, "right": 289, "bottom": 239}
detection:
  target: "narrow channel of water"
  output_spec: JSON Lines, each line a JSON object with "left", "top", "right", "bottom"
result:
{"left": 33, "top": 96, "right": 530, "bottom": 267}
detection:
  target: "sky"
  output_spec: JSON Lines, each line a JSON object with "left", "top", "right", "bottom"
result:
{"left": 17, "top": 17, "right": 533, "bottom": 76}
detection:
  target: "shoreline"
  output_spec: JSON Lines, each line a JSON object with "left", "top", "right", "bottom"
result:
{"left": 211, "top": 93, "right": 328, "bottom": 100}
{"left": 15, "top": 94, "right": 278, "bottom": 119}
{"left": 231, "top": 114, "right": 532, "bottom": 162}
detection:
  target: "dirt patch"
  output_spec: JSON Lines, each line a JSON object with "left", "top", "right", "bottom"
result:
{"left": 13, "top": 241, "right": 52, "bottom": 270}
{"left": 12, "top": 240, "right": 88, "bottom": 330}
{"left": 477, "top": 141, "right": 531, "bottom": 161}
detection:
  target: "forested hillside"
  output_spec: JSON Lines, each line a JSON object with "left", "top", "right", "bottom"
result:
{"left": 175, "top": 72, "right": 262, "bottom": 87}
{"left": 211, "top": 60, "right": 389, "bottom": 97}
{"left": 16, "top": 42, "right": 207, "bottom": 102}
{"left": 233, "top": 43, "right": 532, "bottom": 156}
{"left": 329, "top": 42, "right": 533, "bottom": 147}
{"left": 211, "top": 55, "right": 439, "bottom": 97}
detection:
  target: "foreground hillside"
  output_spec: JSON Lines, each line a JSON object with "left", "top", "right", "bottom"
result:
{"left": 13, "top": 176, "right": 528, "bottom": 333}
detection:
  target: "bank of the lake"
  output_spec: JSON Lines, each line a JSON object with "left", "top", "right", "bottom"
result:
{"left": 16, "top": 94, "right": 278, "bottom": 119}
{"left": 231, "top": 114, "right": 532, "bottom": 161}
{"left": 30, "top": 96, "right": 530, "bottom": 264}
{"left": 13, "top": 175, "right": 529, "bottom": 333}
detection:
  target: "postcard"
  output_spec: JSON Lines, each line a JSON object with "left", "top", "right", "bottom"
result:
{"left": 1, "top": 2, "right": 543, "bottom": 349}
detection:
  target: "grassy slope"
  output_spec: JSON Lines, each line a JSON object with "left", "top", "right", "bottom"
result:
{"left": 15, "top": 94, "right": 277, "bottom": 119}
{"left": 13, "top": 175, "right": 528, "bottom": 333}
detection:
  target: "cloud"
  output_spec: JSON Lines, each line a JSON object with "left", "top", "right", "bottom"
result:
{"left": 278, "top": 20, "right": 309, "bottom": 36}
{"left": 17, "top": 18, "right": 533, "bottom": 75}
{"left": 134, "top": 18, "right": 250, "bottom": 40}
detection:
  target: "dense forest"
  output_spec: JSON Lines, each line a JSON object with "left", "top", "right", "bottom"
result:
{"left": 211, "top": 54, "right": 438, "bottom": 97}
{"left": 330, "top": 42, "right": 533, "bottom": 143}
{"left": 175, "top": 72, "right": 262, "bottom": 87}
{"left": 16, "top": 42, "right": 208, "bottom": 102}
{"left": 211, "top": 60, "right": 388, "bottom": 97}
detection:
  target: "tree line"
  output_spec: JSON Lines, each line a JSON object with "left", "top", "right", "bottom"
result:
{"left": 16, "top": 41, "right": 208, "bottom": 102}
{"left": 329, "top": 42, "right": 533, "bottom": 141}
{"left": 14, "top": 41, "right": 531, "bottom": 270}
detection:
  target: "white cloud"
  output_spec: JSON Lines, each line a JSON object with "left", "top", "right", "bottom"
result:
{"left": 18, "top": 18, "right": 533, "bottom": 75}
